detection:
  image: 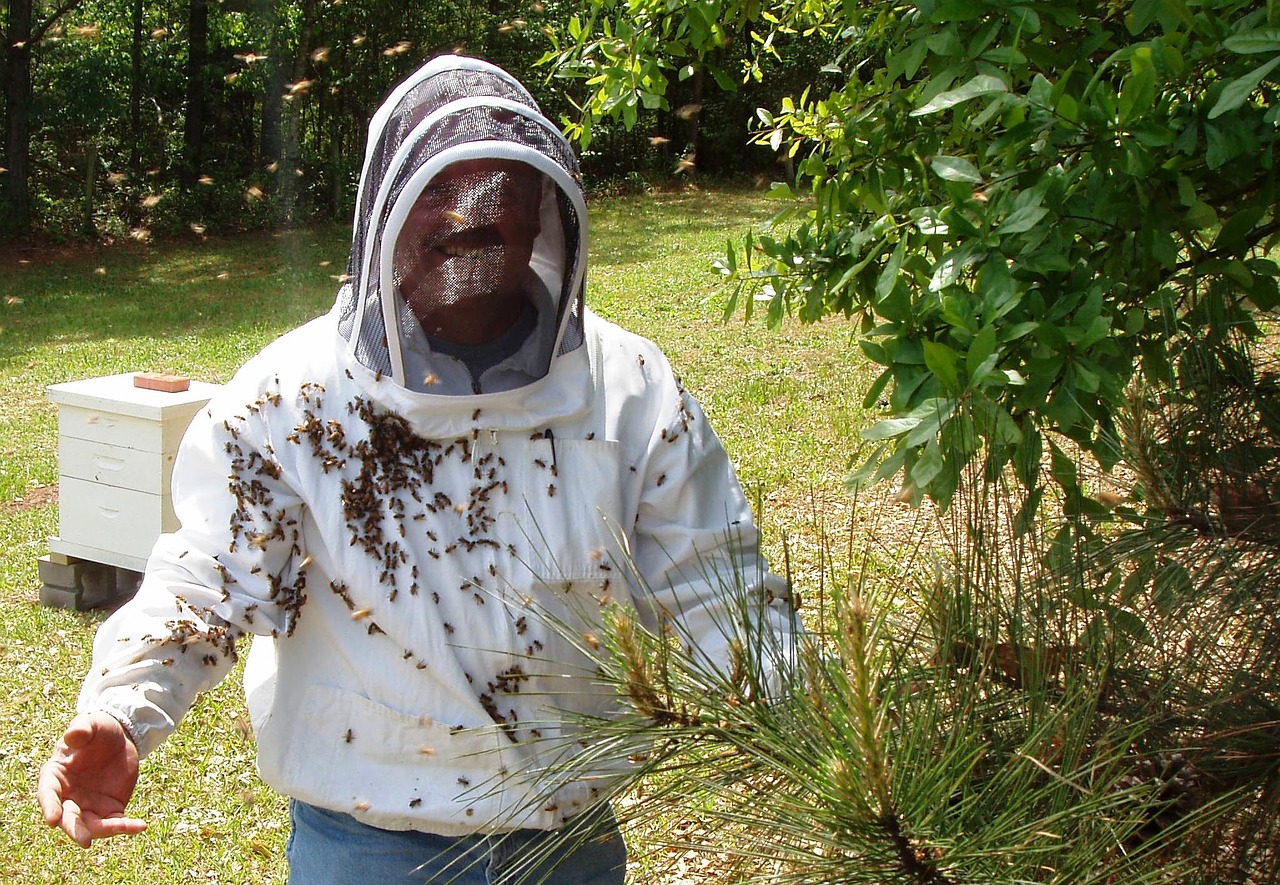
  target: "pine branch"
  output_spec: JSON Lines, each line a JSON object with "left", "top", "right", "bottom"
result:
{"left": 878, "top": 806, "right": 954, "bottom": 885}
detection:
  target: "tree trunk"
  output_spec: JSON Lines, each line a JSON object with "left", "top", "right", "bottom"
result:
{"left": 3, "top": 0, "right": 34, "bottom": 234}
{"left": 277, "top": 1, "right": 314, "bottom": 225}
{"left": 129, "top": 0, "right": 144, "bottom": 175}
{"left": 258, "top": 0, "right": 285, "bottom": 181}
{"left": 181, "top": 0, "right": 210, "bottom": 190}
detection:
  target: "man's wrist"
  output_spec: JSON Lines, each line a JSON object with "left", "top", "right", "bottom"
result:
{"left": 96, "top": 707, "right": 141, "bottom": 749}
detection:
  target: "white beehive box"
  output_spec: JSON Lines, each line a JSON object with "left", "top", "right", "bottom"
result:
{"left": 47, "top": 373, "right": 221, "bottom": 572}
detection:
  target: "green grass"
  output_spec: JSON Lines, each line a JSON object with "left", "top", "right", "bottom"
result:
{"left": 0, "top": 186, "right": 878, "bottom": 882}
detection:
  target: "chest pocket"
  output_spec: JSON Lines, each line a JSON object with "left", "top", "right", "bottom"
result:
{"left": 492, "top": 435, "right": 630, "bottom": 586}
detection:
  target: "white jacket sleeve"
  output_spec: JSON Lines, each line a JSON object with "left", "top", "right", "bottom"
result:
{"left": 77, "top": 393, "right": 310, "bottom": 758}
{"left": 630, "top": 380, "right": 799, "bottom": 688}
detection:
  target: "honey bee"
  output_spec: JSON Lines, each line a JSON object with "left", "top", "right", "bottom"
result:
{"left": 344, "top": 728, "right": 354, "bottom": 743}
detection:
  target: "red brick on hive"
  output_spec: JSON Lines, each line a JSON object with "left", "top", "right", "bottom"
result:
{"left": 133, "top": 372, "right": 191, "bottom": 393}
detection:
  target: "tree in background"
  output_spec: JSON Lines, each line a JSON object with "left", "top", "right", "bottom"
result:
{"left": 1, "top": 0, "right": 87, "bottom": 235}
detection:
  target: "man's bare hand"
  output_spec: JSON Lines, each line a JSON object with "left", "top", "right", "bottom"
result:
{"left": 37, "top": 712, "right": 146, "bottom": 847}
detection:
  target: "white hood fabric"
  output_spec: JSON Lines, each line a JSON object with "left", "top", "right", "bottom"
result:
{"left": 78, "top": 55, "right": 795, "bottom": 836}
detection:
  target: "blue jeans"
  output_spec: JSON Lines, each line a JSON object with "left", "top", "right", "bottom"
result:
{"left": 286, "top": 800, "right": 627, "bottom": 884}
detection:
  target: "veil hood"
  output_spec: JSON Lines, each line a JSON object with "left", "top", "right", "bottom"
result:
{"left": 333, "top": 56, "right": 587, "bottom": 409}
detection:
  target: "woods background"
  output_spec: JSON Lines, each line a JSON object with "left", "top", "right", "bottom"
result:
{"left": 0, "top": 0, "right": 823, "bottom": 240}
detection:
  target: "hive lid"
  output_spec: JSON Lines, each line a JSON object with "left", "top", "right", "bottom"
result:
{"left": 47, "top": 372, "right": 221, "bottom": 420}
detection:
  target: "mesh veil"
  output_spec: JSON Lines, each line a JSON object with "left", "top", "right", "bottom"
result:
{"left": 336, "top": 58, "right": 585, "bottom": 391}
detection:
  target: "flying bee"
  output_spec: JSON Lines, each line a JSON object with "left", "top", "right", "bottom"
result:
{"left": 344, "top": 729, "right": 354, "bottom": 743}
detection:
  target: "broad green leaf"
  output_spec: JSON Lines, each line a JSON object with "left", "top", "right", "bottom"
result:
{"left": 863, "top": 416, "right": 923, "bottom": 441}
{"left": 1213, "top": 205, "right": 1266, "bottom": 253}
{"left": 1223, "top": 29, "right": 1280, "bottom": 54}
{"left": 1119, "top": 49, "right": 1156, "bottom": 125}
{"left": 1127, "top": 0, "right": 1161, "bottom": 34}
{"left": 926, "top": 27, "right": 964, "bottom": 57}
{"left": 923, "top": 339, "right": 963, "bottom": 392}
{"left": 875, "top": 239, "right": 906, "bottom": 301}
{"left": 931, "top": 155, "right": 983, "bottom": 183}
{"left": 904, "top": 398, "right": 958, "bottom": 447}
{"left": 929, "top": 248, "right": 979, "bottom": 291}
{"left": 1208, "top": 56, "right": 1280, "bottom": 119}
{"left": 861, "top": 367, "right": 893, "bottom": 409}
{"left": 933, "top": 0, "right": 987, "bottom": 22}
{"left": 887, "top": 39, "right": 929, "bottom": 81}
{"left": 982, "top": 46, "right": 1028, "bottom": 66}
{"left": 1055, "top": 92, "right": 1080, "bottom": 124}
{"left": 1184, "top": 201, "right": 1218, "bottom": 229}
{"left": 967, "top": 325, "right": 998, "bottom": 381}
{"left": 978, "top": 256, "right": 1018, "bottom": 319}
{"left": 911, "top": 74, "right": 1008, "bottom": 116}
{"left": 910, "top": 439, "right": 945, "bottom": 490}
{"left": 998, "top": 205, "right": 1048, "bottom": 234}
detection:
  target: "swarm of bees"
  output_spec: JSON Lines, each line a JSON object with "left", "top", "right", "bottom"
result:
{"left": 152, "top": 365, "right": 686, "bottom": 763}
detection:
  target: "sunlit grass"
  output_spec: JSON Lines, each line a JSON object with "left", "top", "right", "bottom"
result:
{"left": 0, "top": 186, "right": 878, "bottom": 882}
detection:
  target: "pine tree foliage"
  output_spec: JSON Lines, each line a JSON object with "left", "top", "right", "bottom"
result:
{"left": 511, "top": 465, "right": 1277, "bottom": 882}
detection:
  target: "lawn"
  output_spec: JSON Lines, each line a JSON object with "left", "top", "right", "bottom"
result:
{"left": 0, "top": 186, "right": 880, "bottom": 883}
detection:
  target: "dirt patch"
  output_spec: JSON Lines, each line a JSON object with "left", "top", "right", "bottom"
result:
{"left": 3, "top": 483, "right": 57, "bottom": 513}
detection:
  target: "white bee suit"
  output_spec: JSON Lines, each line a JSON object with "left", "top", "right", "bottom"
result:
{"left": 77, "top": 56, "right": 796, "bottom": 836}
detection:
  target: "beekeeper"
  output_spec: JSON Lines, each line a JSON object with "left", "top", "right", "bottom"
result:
{"left": 38, "top": 55, "right": 796, "bottom": 883}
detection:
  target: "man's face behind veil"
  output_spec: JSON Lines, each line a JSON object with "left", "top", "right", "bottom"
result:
{"left": 394, "top": 158, "right": 544, "bottom": 345}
